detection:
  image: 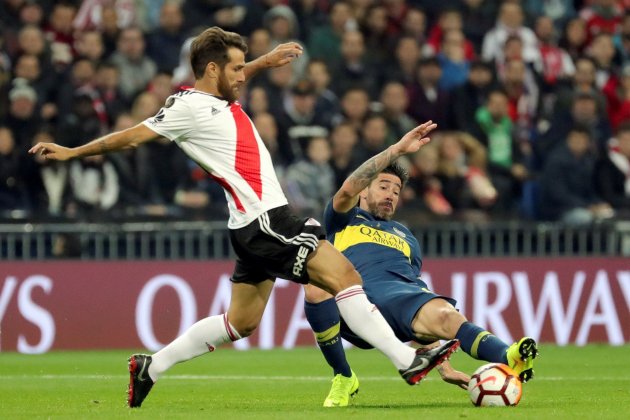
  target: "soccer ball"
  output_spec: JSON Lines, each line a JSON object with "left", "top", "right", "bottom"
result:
{"left": 468, "top": 363, "right": 522, "bottom": 407}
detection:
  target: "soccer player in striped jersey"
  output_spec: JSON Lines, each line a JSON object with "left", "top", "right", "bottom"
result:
{"left": 29, "top": 26, "right": 458, "bottom": 408}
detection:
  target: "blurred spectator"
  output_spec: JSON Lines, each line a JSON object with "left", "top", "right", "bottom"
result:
{"left": 537, "top": 91, "right": 613, "bottom": 161}
{"left": 183, "top": 0, "right": 244, "bottom": 33}
{"left": 277, "top": 79, "right": 331, "bottom": 163}
{"left": 57, "top": 92, "right": 103, "bottom": 149}
{"left": 359, "top": 4, "right": 389, "bottom": 66}
{"left": 253, "top": 112, "right": 288, "bottom": 173}
{"left": 247, "top": 28, "right": 272, "bottom": 61}
{"left": 614, "top": 12, "right": 630, "bottom": 64}
{"left": 94, "top": 62, "right": 127, "bottom": 126}
{"left": 75, "top": 30, "right": 106, "bottom": 64}
{"left": 290, "top": 0, "right": 328, "bottom": 45}
{"left": 16, "top": 25, "right": 49, "bottom": 62}
{"left": 68, "top": 154, "right": 120, "bottom": 219}
{"left": 22, "top": 129, "right": 69, "bottom": 216}
{"left": 3, "top": 78, "right": 42, "bottom": 147}
{"left": 426, "top": 9, "right": 475, "bottom": 60}
{"left": 460, "top": 0, "right": 497, "bottom": 52}
{"left": 471, "top": 89, "right": 527, "bottom": 214}
{"left": 239, "top": 0, "right": 280, "bottom": 37}
{"left": 524, "top": 0, "right": 575, "bottom": 31}
{"left": 55, "top": 58, "right": 98, "bottom": 124}
{"left": 500, "top": 58, "right": 539, "bottom": 145}
{"left": 587, "top": 32, "right": 619, "bottom": 89}
{"left": 172, "top": 36, "right": 195, "bottom": 88}
{"left": 383, "top": 0, "right": 408, "bottom": 37}
{"left": 579, "top": 0, "right": 624, "bottom": 43}
{"left": 379, "top": 81, "right": 416, "bottom": 145}
{"left": 285, "top": 136, "right": 335, "bottom": 217}
{"left": 259, "top": 63, "right": 293, "bottom": 119}
{"left": 147, "top": 1, "right": 187, "bottom": 73}
{"left": 329, "top": 122, "right": 362, "bottom": 187}
{"left": 559, "top": 17, "right": 588, "bottom": 62}
{"left": 452, "top": 59, "right": 495, "bottom": 131}
{"left": 595, "top": 122, "right": 630, "bottom": 215}
{"left": 74, "top": 0, "right": 136, "bottom": 32}
{"left": 406, "top": 142, "right": 453, "bottom": 216}
{"left": 540, "top": 125, "right": 613, "bottom": 224}
{"left": 334, "top": 87, "right": 370, "bottom": 132}
{"left": 308, "top": 1, "right": 355, "bottom": 67}
{"left": 400, "top": 7, "right": 427, "bottom": 45}
{"left": 306, "top": 59, "right": 340, "bottom": 124}
{"left": 357, "top": 113, "right": 389, "bottom": 158}
{"left": 603, "top": 64, "right": 630, "bottom": 129}
{"left": 435, "top": 131, "right": 497, "bottom": 210}
{"left": 100, "top": 6, "right": 122, "bottom": 57}
{"left": 553, "top": 56, "right": 607, "bottom": 119}
{"left": 244, "top": 85, "right": 269, "bottom": 117}
{"left": 106, "top": 113, "right": 166, "bottom": 214}
{"left": 148, "top": 72, "right": 175, "bottom": 106}
{"left": 109, "top": 27, "right": 157, "bottom": 101}
{"left": 264, "top": 5, "right": 309, "bottom": 79}
{"left": 534, "top": 15, "right": 575, "bottom": 91}
{"left": 44, "top": 3, "right": 77, "bottom": 68}
{"left": 408, "top": 57, "right": 451, "bottom": 129}
{"left": 12, "top": 54, "right": 54, "bottom": 108}
{"left": 384, "top": 36, "right": 421, "bottom": 87}
{"left": 329, "top": 29, "right": 380, "bottom": 99}
{"left": 482, "top": 1, "right": 539, "bottom": 64}
{"left": 0, "top": 125, "right": 28, "bottom": 211}
{"left": 437, "top": 29, "right": 471, "bottom": 92}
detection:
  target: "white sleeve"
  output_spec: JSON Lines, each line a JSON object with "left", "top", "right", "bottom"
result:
{"left": 142, "top": 96, "right": 192, "bottom": 141}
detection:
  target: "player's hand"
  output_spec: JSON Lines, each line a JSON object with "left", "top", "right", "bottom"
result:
{"left": 437, "top": 362, "right": 470, "bottom": 390}
{"left": 391, "top": 120, "right": 437, "bottom": 156}
{"left": 264, "top": 42, "right": 303, "bottom": 68}
{"left": 29, "top": 142, "right": 75, "bottom": 161}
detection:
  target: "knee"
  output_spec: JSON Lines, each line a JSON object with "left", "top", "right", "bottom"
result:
{"left": 436, "top": 307, "right": 466, "bottom": 337}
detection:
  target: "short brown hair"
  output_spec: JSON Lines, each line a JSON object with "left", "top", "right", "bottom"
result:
{"left": 190, "top": 27, "right": 248, "bottom": 79}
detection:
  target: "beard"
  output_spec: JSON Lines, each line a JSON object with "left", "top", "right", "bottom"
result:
{"left": 217, "top": 73, "right": 240, "bottom": 103}
{"left": 367, "top": 200, "right": 394, "bottom": 220}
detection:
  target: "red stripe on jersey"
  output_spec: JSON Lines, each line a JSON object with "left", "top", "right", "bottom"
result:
{"left": 230, "top": 103, "right": 263, "bottom": 200}
{"left": 209, "top": 174, "right": 245, "bottom": 213}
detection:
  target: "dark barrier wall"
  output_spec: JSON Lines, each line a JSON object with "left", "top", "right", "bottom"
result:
{"left": 1, "top": 259, "right": 629, "bottom": 353}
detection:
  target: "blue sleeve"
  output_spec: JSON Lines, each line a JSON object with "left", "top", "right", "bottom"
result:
{"left": 323, "top": 199, "right": 358, "bottom": 234}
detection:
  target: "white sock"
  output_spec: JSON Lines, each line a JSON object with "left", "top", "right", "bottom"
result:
{"left": 148, "top": 314, "right": 241, "bottom": 381}
{"left": 335, "top": 286, "right": 415, "bottom": 370}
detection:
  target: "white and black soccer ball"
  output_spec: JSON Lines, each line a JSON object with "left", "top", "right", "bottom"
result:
{"left": 468, "top": 363, "right": 522, "bottom": 407}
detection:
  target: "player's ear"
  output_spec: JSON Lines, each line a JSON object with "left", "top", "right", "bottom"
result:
{"left": 206, "top": 61, "right": 218, "bottom": 79}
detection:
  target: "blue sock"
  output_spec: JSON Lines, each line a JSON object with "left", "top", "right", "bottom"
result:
{"left": 304, "top": 298, "right": 352, "bottom": 377}
{"left": 455, "top": 322, "right": 509, "bottom": 364}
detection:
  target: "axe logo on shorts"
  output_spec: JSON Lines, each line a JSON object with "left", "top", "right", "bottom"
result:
{"left": 292, "top": 246, "right": 310, "bottom": 276}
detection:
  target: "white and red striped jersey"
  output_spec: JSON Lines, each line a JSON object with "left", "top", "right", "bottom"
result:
{"left": 143, "top": 89, "right": 288, "bottom": 229}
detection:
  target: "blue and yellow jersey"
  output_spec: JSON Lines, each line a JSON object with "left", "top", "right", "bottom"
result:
{"left": 323, "top": 200, "right": 423, "bottom": 286}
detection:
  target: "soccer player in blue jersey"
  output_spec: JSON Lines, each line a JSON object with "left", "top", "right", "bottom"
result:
{"left": 304, "top": 121, "right": 538, "bottom": 407}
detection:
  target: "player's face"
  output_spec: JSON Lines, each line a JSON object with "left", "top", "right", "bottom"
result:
{"left": 362, "top": 173, "right": 402, "bottom": 220}
{"left": 217, "top": 47, "right": 246, "bottom": 103}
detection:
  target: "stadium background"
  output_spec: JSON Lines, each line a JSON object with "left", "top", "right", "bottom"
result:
{"left": 1, "top": 0, "right": 630, "bottom": 353}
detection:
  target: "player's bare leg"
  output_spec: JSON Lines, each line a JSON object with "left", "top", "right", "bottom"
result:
{"left": 128, "top": 280, "right": 274, "bottom": 407}
{"left": 411, "top": 298, "right": 537, "bottom": 382}
{"left": 305, "top": 241, "right": 457, "bottom": 385}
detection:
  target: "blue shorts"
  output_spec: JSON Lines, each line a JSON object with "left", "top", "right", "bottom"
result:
{"left": 340, "top": 276, "right": 457, "bottom": 348}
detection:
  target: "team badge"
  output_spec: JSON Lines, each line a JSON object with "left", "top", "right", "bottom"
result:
{"left": 393, "top": 227, "right": 406, "bottom": 238}
{"left": 164, "top": 97, "right": 175, "bottom": 108}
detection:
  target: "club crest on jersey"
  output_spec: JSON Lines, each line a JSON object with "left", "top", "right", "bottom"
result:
{"left": 393, "top": 227, "right": 406, "bottom": 238}
{"left": 164, "top": 97, "right": 175, "bottom": 108}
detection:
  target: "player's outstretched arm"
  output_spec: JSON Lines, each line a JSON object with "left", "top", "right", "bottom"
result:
{"left": 243, "top": 42, "right": 303, "bottom": 81}
{"left": 332, "top": 120, "right": 437, "bottom": 213}
{"left": 28, "top": 124, "right": 160, "bottom": 162}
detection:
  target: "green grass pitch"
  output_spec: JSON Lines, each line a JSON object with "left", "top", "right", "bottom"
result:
{"left": 1, "top": 345, "right": 629, "bottom": 419}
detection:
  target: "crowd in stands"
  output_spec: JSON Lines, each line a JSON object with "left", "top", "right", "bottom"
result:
{"left": 1, "top": 0, "right": 629, "bottom": 226}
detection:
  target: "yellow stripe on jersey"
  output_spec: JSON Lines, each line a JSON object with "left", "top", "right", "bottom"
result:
{"left": 333, "top": 225, "right": 411, "bottom": 260}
